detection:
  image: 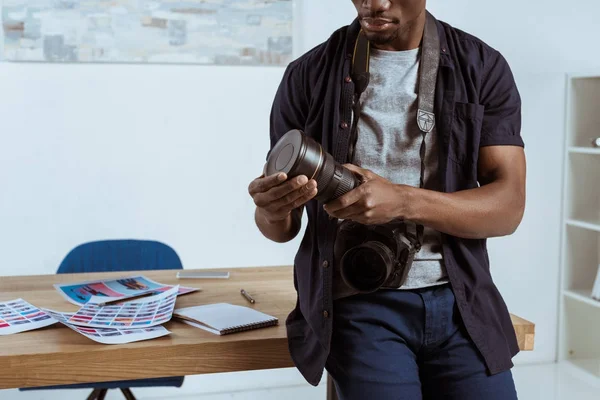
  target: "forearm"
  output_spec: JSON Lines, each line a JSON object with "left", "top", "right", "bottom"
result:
{"left": 255, "top": 207, "right": 301, "bottom": 243}
{"left": 405, "top": 180, "right": 525, "bottom": 239}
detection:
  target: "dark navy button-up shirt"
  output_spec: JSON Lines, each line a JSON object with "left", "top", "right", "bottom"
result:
{"left": 267, "top": 14, "right": 524, "bottom": 386}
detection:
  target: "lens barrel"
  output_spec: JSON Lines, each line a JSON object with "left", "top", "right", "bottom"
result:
{"left": 265, "top": 129, "right": 361, "bottom": 203}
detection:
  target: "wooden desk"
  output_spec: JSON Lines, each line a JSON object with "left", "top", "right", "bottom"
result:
{"left": 0, "top": 266, "right": 534, "bottom": 391}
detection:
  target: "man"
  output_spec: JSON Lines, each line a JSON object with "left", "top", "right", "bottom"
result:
{"left": 248, "top": 1, "right": 526, "bottom": 399}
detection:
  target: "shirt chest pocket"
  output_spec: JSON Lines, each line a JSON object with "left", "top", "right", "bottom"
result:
{"left": 449, "top": 102, "right": 484, "bottom": 165}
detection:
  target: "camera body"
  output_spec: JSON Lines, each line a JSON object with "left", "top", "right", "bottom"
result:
{"left": 334, "top": 219, "right": 420, "bottom": 294}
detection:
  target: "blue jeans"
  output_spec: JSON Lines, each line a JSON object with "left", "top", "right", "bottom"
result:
{"left": 325, "top": 284, "right": 518, "bottom": 400}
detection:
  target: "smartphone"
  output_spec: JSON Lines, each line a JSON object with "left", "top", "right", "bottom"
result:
{"left": 176, "top": 271, "right": 230, "bottom": 279}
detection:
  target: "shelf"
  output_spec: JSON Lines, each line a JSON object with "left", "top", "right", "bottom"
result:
{"left": 569, "top": 147, "right": 600, "bottom": 155}
{"left": 560, "top": 75, "right": 600, "bottom": 386}
{"left": 566, "top": 219, "right": 600, "bottom": 233}
{"left": 564, "top": 359, "right": 600, "bottom": 381}
{"left": 564, "top": 155, "right": 599, "bottom": 224}
{"left": 562, "top": 226, "right": 599, "bottom": 293}
{"left": 562, "top": 295, "right": 600, "bottom": 365}
{"left": 567, "top": 77, "right": 600, "bottom": 147}
{"left": 564, "top": 289, "right": 600, "bottom": 308}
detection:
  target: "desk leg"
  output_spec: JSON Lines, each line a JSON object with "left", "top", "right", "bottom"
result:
{"left": 327, "top": 373, "right": 339, "bottom": 400}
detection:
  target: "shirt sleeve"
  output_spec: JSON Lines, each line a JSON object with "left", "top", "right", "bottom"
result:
{"left": 479, "top": 49, "right": 524, "bottom": 148}
{"left": 267, "top": 61, "right": 309, "bottom": 160}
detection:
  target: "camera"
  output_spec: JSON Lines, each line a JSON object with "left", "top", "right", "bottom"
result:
{"left": 265, "top": 129, "right": 362, "bottom": 203}
{"left": 334, "top": 219, "right": 421, "bottom": 293}
{"left": 266, "top": 129, "right": 420, "bottom": 293}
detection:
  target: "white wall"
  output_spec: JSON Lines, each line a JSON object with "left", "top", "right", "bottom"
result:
{"left": 2, "top": 0, "right": 600, "bottom": 398}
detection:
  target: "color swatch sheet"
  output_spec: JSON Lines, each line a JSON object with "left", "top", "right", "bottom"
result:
{"left": 54, "top": 275, "right": 198, "bottom": 305}
{"left": 43, "top": 309, "right": 170, "bottom": 344}
{"left": 62, "top": 285, "right": 179, "bottom": 329}
{"left": 0, "top": 299, "right": 57, "bottom": 335}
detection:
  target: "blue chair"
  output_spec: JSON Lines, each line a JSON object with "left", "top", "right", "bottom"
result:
{"left": 22, "top": 239, "right": 185, "bottom": 400}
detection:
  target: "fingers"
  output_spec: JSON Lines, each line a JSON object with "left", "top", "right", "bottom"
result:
{"left": 323, "top": 184, "right": 365, "bottom": 213}
{"left": 295, "top": 184, "right": 319, "bottom": 207}
{"left": 342, "top": 163, "right": 372, "bottom": 179}
{"left": 252, "top": 175, "right": 307, "bottom": 208}
{"left": 251, "top": 172, "right": 318, "bottom": 211}
{"left": 326, "top": 202, "right": 364, "bottom": 220}
{"left": 255, "top": 179, "right": 318, "bottom": 222}
{"left": 266, "top": 175, "right": 310, "bottom": 200}
{"left": 325, "top": 201, "right": 380, "bottom": 225}
{"left": 248, "top": 172, "right": 287, "bottom": 196}
{"left": 269, "top": 179, "right": 318, "bottom": 211}
{"left": 342, "top": 163, "right": 362, "bottom": 173}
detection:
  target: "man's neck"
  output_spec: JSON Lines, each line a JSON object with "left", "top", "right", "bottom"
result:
{"left": 372, "top": 11, "right": 426, "bottom": 52}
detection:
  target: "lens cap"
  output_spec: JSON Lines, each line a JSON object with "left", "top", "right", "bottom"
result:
{"left": 266, "top": 129, "right": 304, "bottom": 176}
{"left": 265, "top": 129, "right": 322, "bottom": 180}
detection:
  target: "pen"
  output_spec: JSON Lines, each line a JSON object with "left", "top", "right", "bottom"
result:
{"left": 96, "top": 291, "right": 157, "bottom": 307}
{"left": 240, "top": 288, "right": 255, "bottom": 304}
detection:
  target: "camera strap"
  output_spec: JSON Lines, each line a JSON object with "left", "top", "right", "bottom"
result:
{"left": 349, "top": 11, "right": 440, "bottom": 250}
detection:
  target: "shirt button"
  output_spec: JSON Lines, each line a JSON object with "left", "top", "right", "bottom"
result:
{"left": 323, "top": 310, "right": 329, "bottom": 318}
{"left": 345, "top": 76, "right": 352, "bottom": 83}
{"left": 322, "top": 260, "right": 329, "bottom": 268}
{"left": 340, "top": 122, "right": 348, "bottom": 129}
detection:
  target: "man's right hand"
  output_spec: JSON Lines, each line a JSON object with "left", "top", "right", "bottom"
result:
{"left": 248, "top": 172, "right": 318, "bottom": 223}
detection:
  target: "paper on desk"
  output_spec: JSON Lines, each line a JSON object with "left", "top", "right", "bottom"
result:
{"left": 54, "top": 275, "right": 199, "bottom": 306}
{"left": 43, "top": 309, "right": 171, "bottom": 344}
{"left": 0, "top": 299, "right": 58, "bottom": 335}
{"left": 60, "top": 285, "right": 179, "bottom": 329}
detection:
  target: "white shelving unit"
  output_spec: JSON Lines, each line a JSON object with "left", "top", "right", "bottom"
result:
{"left": 558, "top": 73, "right": 600, "bottom": 381}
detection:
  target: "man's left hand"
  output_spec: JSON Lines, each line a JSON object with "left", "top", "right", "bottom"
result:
{"left": 323, "top": 164, "right": 413, "bottom": 225}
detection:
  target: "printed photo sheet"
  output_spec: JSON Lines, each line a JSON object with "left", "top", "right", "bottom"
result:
{"left": 43, "top": 309, "right": 170, "bottom": 344}
{"left": 0, "top": 299, "right": 57, "bottom": 335}
{"left": 90, "top": 285, "right": 196, "bottom": 307}
{"left": 54, "top": 275, "right": 198, "bottom": 305}
{"left": 64, "top": 285, "right": 179, "bottom": 329}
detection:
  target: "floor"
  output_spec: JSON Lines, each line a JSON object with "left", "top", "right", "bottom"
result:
{"left": 512, "top": 362, "right": 600, "bottom": 400}
{"left": 3, "top": 362, "right": 600, "bottom": 399}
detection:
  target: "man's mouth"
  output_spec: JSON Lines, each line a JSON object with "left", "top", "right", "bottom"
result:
{"left": 361, "top": 17, "right": 396, "bottom": 31}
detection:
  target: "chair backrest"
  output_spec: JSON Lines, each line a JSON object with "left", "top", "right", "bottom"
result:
{"left": 57, "top": 239, "right": 183, "bottom": 274}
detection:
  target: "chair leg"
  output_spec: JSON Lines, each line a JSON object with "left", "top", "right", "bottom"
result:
{"left": 97, "top": 389, "right": 108, "bottom": 400}
{"left": 86, "top": 389, "right": 101, "bottom": 400}
{"left": 327, "top": 373, "right": 339, "bottom": 400}
{"left": 120, "top": 388, "right": 137, "bottom": 400}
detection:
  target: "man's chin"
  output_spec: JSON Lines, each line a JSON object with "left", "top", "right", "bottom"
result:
{"left": 363, "top": 31, "right": 394, "bottom": 46}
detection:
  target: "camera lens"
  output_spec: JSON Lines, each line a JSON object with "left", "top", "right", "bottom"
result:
{"left": 265, "top": 129, "right": 361, "bottom": 203}
{"left": 340, "top": 241, "right": 395, "bottom": 293}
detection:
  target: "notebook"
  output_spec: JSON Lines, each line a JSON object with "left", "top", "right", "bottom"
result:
{"left": 173, "top": 303, "right": 279, "bottom": 335}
